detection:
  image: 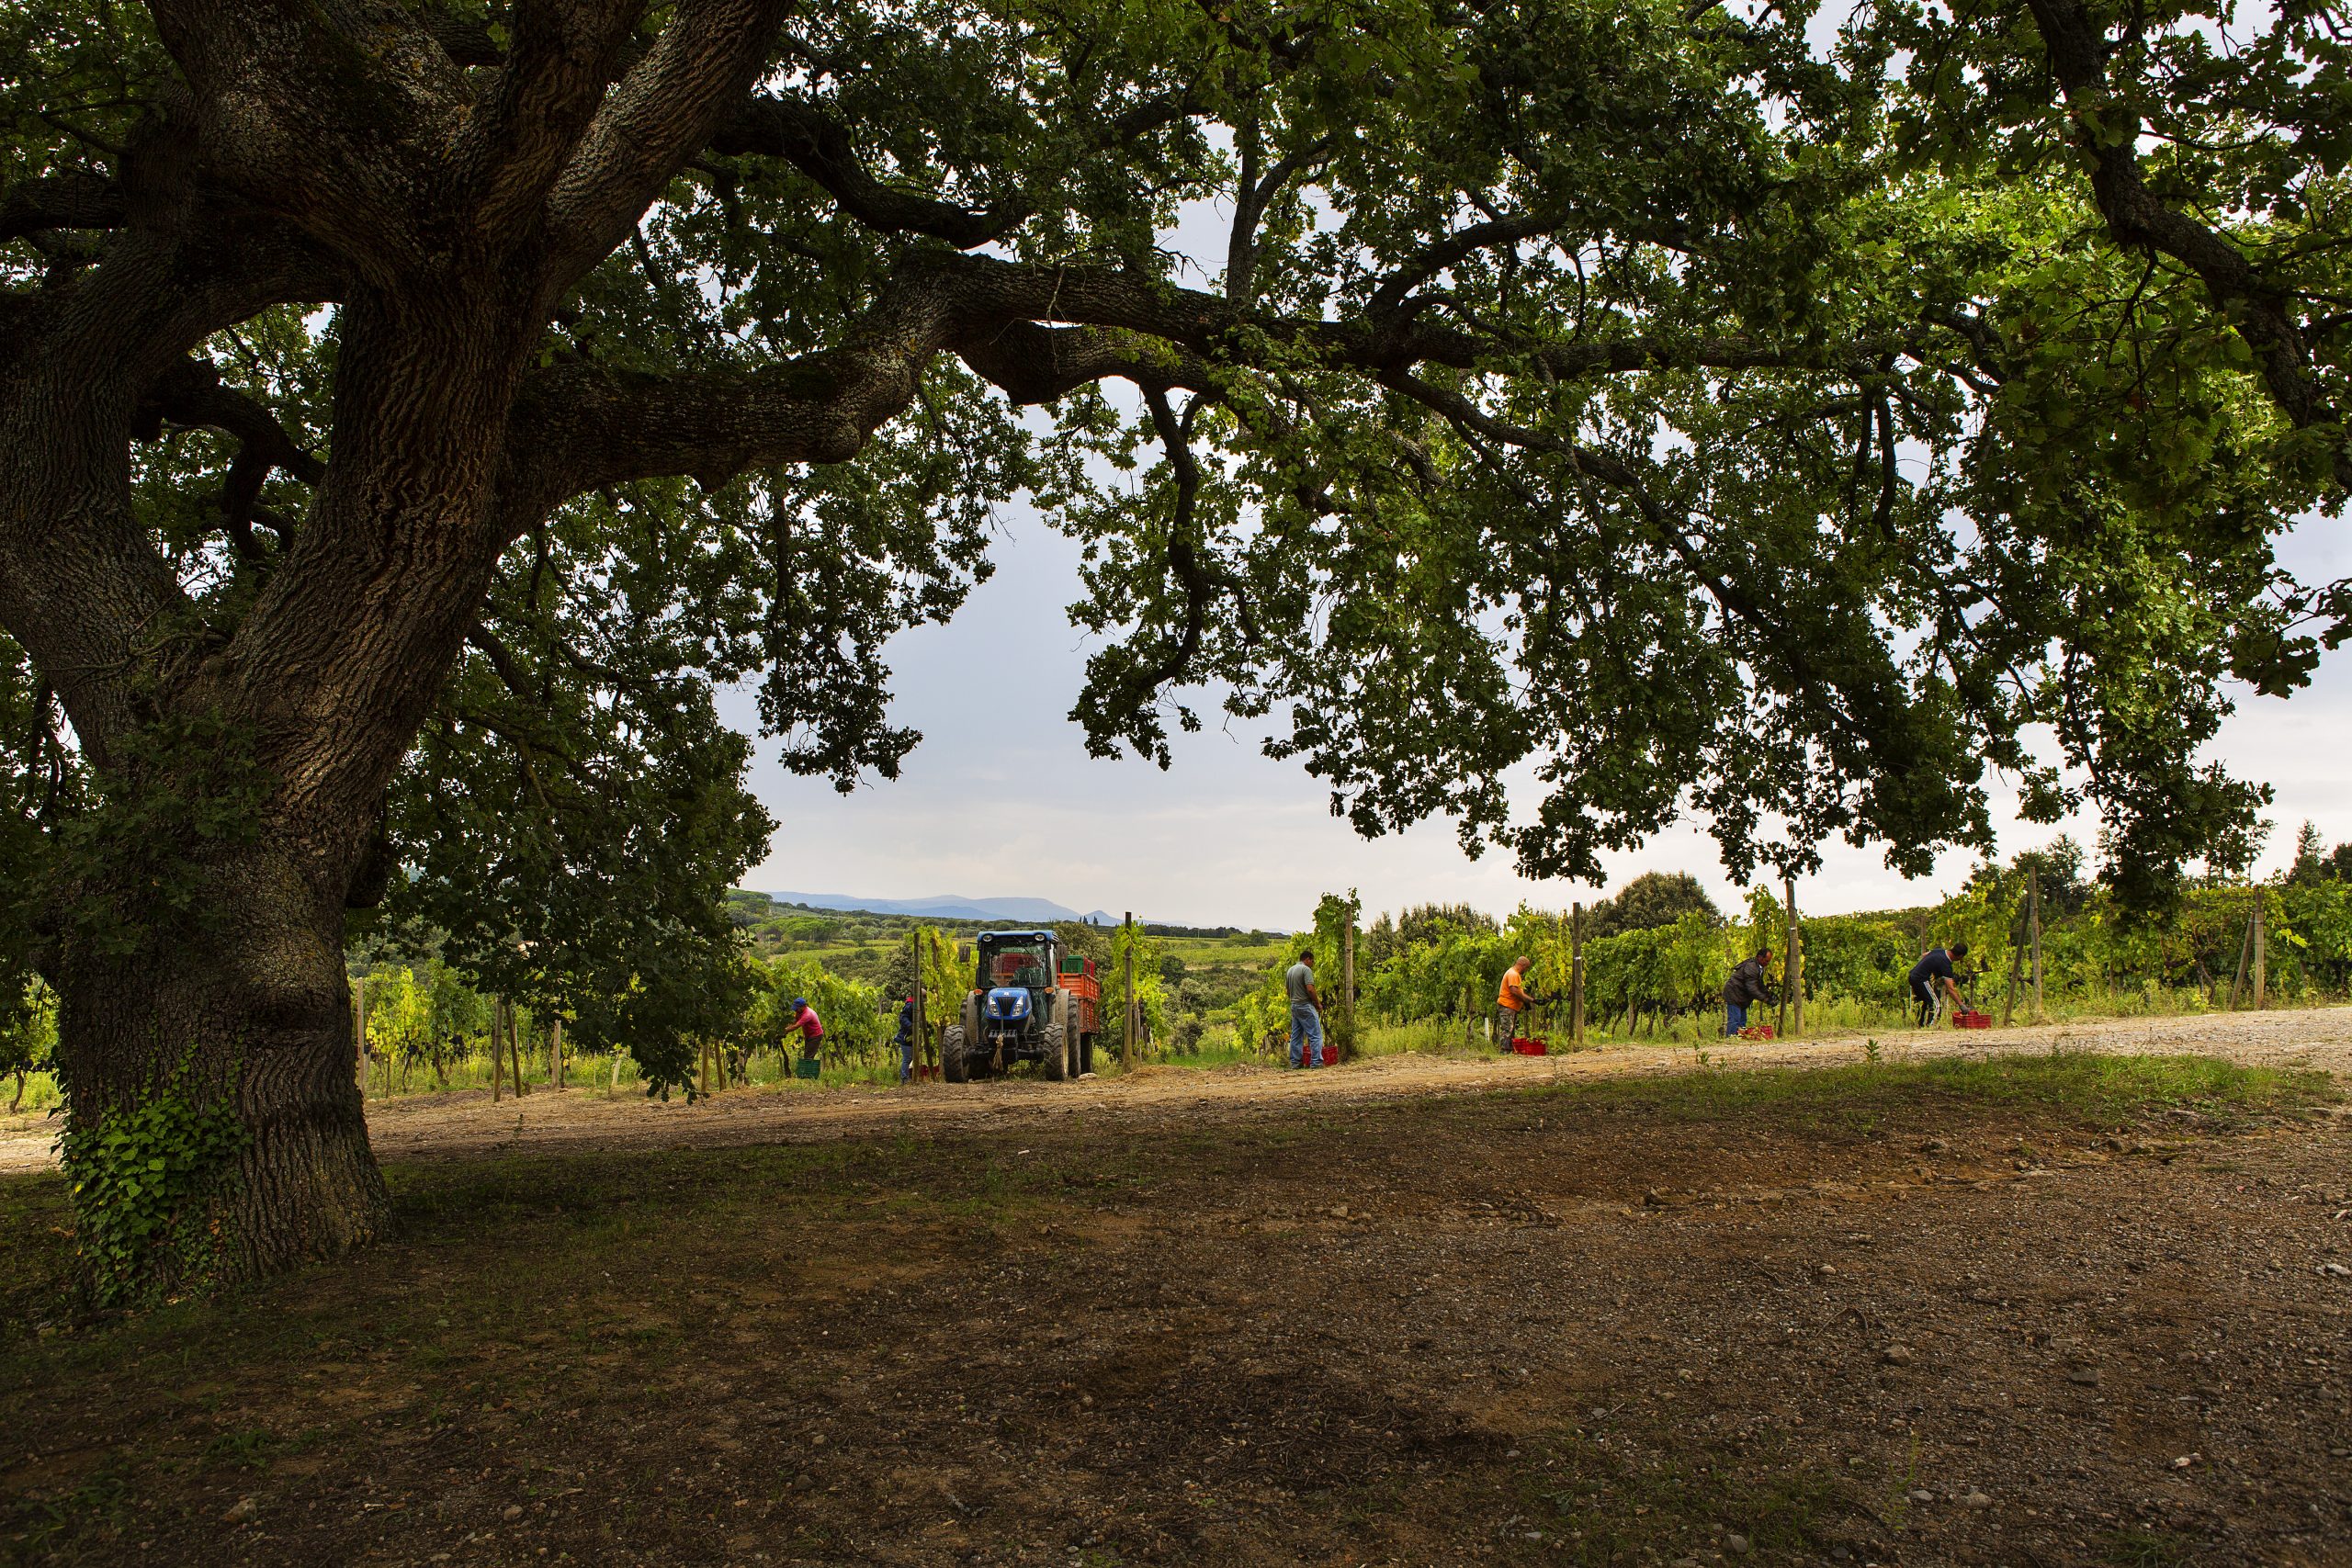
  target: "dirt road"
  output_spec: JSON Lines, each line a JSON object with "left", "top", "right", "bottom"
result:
{"left": 6, "top": 1005, "right": 2346, "bottom": 1176}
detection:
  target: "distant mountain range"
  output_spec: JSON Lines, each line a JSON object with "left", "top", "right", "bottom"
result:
{"left": 762, "top": 891, "right": 1124, "bottom": 924}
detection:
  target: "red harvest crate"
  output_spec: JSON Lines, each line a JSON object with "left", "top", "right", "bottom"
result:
{"left": 1320, "top": 1043, "right": 1339, "bottom": 1066}
{"left": 1511, "top": 1037, "right": 1547, "bottom": 1055}
{"left": 1953, "top": 1010, "right": 1993, "bottom": 1029}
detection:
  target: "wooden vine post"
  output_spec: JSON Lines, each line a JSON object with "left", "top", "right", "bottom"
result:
{"left": 1785, "top": 877, "right": 1803, "bottom": 1038}
{"left": 2229, "top": 906, "right": 2255, "bottom": 1010}
{"left": 550, "top": 1016, "right": 563, "bottom": 1090}
{"left": 2252, "top": 891, "right": 2267, "bottom": 1010}
{"left": 1340, "top": 909, "right": 1356, "bottom": 1061}
{"left": 511, "top": 1002, "right": 528, "bottom": 1095}
{"left": 2002, "top": 907, "right": 2025, "bottom": 1028}
{"left": 490, "top": 1002, "right": 503, "bottom": 1102}
{"left": 911, "top": 930, "right": 925, "bottom": 1079}
{"left": 353, "top": 972, "right": 368, "bottom": 1091}
{"left": 1122, "top": 911, "right": 1136, "bottom": 1069}
{"left": 1569, "top": 902, "right": 1586, "bottom": 1047}
{"left": 2029, "top": 871, "right": 2044, "bottom": 1020}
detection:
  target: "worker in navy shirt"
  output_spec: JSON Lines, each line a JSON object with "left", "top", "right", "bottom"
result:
{"left": 892, "top": 994, "right": 916, "bottom": 1082}
{"left": 1908, "top": 942, "right": 1970, "bottom": 1026}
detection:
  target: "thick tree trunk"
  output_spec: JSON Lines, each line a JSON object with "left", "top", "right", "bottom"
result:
{"left": 53, "top": 840, "right": 388, "bottom": 1294}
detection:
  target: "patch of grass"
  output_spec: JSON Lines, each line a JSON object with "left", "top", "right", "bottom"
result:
{"left": 2102, "top": 1523, "right": 2200, "bottom": 1568}
{"left": 200, "top": 1426, "right": 277, "bottom": 1470}
{"left": 12, "top": 1467, "right": 131, "bottom": 1556}
{"left": 1523, "top": 1429, "right": 1844, "bottom": 1564}
{"left": 1517, "top": 1051, "right": 2339, "bottom": 1133}
{"left": 0, "top": 1171, "right": 72, "bottom": 1337}
{"left": 1361, "top": 1018, "right": 1483, "bottom": 1058}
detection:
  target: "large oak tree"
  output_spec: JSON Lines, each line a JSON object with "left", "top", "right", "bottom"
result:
{"left": 1, "top": 0, "right": 2344, "bottom": 1293}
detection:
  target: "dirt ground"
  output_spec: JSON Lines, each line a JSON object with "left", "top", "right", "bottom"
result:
{"left": 2, "top": 1014, "right": 2349, "bottom": 1567}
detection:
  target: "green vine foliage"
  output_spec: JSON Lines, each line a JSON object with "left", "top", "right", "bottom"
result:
{"left": 59, "top": 1075, "right": 249, "bottom": 1308}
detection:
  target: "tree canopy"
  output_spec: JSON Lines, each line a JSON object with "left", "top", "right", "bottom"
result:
{"left": 1, "top": 0, "right": 2348, "bottom": 1284}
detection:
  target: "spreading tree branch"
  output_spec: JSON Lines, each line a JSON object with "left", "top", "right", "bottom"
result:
{"left": 2024, "top": 0, "right": 2347, "bottom": 490}
{"left": 0, "top": 171, "right": 125, "bottom": 243}
{"left": 709, "top": 94, "right": 1027, "bottom": 249}
{"left": 542, "top": 0, "right": 794, "bottom": 288}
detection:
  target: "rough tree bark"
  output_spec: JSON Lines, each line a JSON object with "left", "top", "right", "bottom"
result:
{"left": 51, "top": 850, "right": 388, "bottom": 1282}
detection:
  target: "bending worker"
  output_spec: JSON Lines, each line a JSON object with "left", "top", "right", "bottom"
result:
{"left": 1909, "top": 942, "right": 1970, "bottom": 1026}
{"left": 787, "top": 995, "right": 826, "bottom": 1066}
{"left": 1724, "top": 946, "right": 1776, "bottom": 1036}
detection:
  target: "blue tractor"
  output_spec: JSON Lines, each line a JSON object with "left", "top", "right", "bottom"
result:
{"left": 942, "top": 930, "right": 1099, "bottom": 1082}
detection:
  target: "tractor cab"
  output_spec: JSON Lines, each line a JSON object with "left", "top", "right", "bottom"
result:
{"left": 981, "top": 933, "right": 1057, "bottom": 993}
{"left": 975, "top": 931, "right": 1057, "bottom": 1045}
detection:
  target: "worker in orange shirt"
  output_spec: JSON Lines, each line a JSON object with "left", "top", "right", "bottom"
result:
{"left": 1496, "top": 955, "right": 1535, "bottom": 1050}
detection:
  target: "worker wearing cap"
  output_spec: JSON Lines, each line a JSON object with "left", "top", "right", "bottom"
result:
{"left": 788, "top": 996, "right": 825, "bottom": 1066}
{"left": 1495, "top": 956, "right": 1535, "bottom": 1049}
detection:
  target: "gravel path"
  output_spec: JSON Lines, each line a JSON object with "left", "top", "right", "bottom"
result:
{"left": 4, "top": 1004, "right": 2346, "bottom": 1177}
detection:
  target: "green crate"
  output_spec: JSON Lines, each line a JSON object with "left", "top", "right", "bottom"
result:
{"left": 793, "top": 1058, "right": 822, "bottom": 1081}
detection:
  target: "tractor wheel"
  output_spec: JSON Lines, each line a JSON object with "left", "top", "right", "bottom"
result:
{"left": 941, "top": 1024, "right": 968, "bottom": 1084}
{"left": 1078, "top": 1032, "right": 1095, "bottom": 1076}
{"left": 1040, "top": 1023, "right": 1068, "bottom": 1082}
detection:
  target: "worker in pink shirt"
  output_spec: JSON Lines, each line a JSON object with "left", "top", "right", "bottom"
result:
{"left": 787, "top": 996, "right": 825, "bottom": 1068}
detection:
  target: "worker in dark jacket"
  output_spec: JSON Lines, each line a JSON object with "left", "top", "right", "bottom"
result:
{"left": 1723, "top": 947, "right": 1776, "bottom": 1036}
{"left": 892, "top": 994, "right": 916, "bottom": 1083}
{"left": 1909, "top": 942, "right": 1971, "bottom": 1026}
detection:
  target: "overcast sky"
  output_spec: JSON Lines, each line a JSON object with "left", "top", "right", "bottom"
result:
{"left": 729, "top": 493, "right": 2350, "bottom": 930}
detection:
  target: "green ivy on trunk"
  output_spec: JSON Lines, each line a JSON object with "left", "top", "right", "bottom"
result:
{"left": 59, "top": 1061, "right": 249, "bottom": 1308}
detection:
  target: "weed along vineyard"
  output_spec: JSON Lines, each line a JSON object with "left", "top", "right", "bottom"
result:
{"left": 7, "top": 0, "right": 2352, "bottom": 1563}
